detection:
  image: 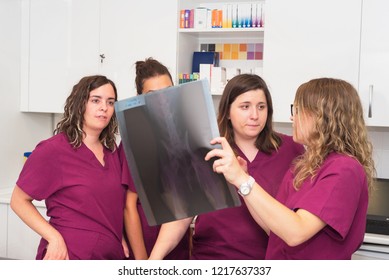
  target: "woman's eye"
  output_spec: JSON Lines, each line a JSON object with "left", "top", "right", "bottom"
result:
{"left": 258, "top": 104, "right": 267, "bottom": 110}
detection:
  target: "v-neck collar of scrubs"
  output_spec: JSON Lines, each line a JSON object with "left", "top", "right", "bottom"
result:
{"left": 80, "top": 142, "right": 109, "bottom": 169}
{"left": 234, "top": 144, "right": 260, "bottom": 164}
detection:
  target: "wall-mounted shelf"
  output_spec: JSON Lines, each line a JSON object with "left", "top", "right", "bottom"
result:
{"left": 178, "top": 27, "right": 264, "bottom": 39}
{"left": 177, "top": 1, "right": 265, "bottom": 95}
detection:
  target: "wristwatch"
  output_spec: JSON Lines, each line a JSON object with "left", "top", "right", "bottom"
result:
{"left": 238, "top": 176, "right": 255, "bottom": 197}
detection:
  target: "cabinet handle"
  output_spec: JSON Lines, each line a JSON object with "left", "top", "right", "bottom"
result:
{"left": 100, "top": 54, "right": 105, "bottom": 63}
{"left": 368, "top": 85, "right": 373, "bottom": 118}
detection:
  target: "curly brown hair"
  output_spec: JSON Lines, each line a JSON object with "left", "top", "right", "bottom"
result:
{"left": 54, "top": 75, "right": 118, "bottom": 151}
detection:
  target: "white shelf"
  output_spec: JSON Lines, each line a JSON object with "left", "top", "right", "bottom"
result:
{"left": 179, "top": 27, "right": 264, "bottom": 39}
{"left": 179, "top": 27, "right": 264, "bottom": 33}
{"left": 177, "top": 1, "right": 265, "bottom": 86}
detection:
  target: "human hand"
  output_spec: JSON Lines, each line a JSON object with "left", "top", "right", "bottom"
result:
{"left": 237, "top": 156, "right": 248, "bottom": 173}
{"left": 43, "top": 234, "right": 69, "bottom": 260}
{"left": 122, "top": 237, "right": 130, "bottom": 259}
{"left": 205, "top": 137, "right": 249, "bottom": 188}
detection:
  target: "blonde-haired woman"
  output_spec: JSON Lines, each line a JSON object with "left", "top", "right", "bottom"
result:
{"left": 206, "top": 77, "right": 375, "bottom": 259}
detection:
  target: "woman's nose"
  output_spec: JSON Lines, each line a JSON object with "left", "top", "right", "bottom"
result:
{"left": 100, "top": 102, "right": 108, "bottom": 111}
{"left": 251, "top": 108, "right": 259, "bottom": 119}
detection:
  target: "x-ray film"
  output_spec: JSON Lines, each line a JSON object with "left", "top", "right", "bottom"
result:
{"left": 115, "top": 80, "right": 241, "bottom": 226}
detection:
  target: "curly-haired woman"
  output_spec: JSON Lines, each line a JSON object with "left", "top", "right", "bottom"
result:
{"left": 206, "top": 77, "right": 375, "bottom": 259}
{"left": 11, "top": 75, "right": 128, "bottom": 260}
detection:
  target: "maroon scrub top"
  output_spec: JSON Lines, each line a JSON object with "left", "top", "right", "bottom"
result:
{"left": 17, "top": 133, "right": 127, "bottom": 259}
{"left": 191, "top": 134, "right": 305, "bottom": 259}
{"left": 266, "top": 152, "right": 369, "bottom": 260}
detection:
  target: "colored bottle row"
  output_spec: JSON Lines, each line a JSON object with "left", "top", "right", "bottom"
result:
{"left": 180, "top": 2, "right": 265, "bottom": 29}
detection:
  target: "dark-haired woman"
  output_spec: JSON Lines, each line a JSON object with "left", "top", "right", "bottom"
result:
{"left": 11, "top": 75, "right": 128, "bottom": 260}
{"left": 149, "top": 74, "right": 304, "bottom": 259}
{"left": 122, "top": 58, "right": 190, "bottom": 260}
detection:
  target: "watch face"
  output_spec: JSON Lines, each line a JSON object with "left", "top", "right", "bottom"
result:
{"left": 240, "top": 185, "right": 250, "bottom": 195}
{"left": 239, "top": 176, "right": 254, "bottom": 196}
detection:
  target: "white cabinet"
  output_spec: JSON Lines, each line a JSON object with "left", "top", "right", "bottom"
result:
{"left": 21, "top": 0, "right": 178, "bottom": 113}
{"left": 263, "top": 0, "right": 362, "bottom": 122}
{"left": 99, "top": 0, "right": 178, "bottom": 100}
{"left": 21, "top": 0, "right": 100, "bottom": 113}
{"left": 359, "top": 0, "right": 389, "bottom": 127}
{"left": 7, "top": 204, "right": 48, "bottom": 260}
{"left": 177, "top": 1, "right": 265, "bottom": 95}
{"left": 0, "top": 204, "right": 7, "bottom": 257}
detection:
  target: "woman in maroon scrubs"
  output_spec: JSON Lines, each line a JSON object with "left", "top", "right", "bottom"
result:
{"left": 149, "top": 74, "right": 305, "bottom": 259}
{"left": 11, "top": 75, "right": 128, "bottom": 260}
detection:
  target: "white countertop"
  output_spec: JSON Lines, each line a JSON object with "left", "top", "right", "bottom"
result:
{"left": 364, "top": 232, "right": 389, "bottom": 246}
{"left": 0, "top": 187, "right": 46, "bottom": 207}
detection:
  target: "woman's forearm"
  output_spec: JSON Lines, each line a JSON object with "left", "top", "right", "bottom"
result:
{"left": 149, "top": 217, "right": 192, "bottom": 260}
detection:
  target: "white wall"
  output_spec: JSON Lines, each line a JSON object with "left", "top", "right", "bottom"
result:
{"left": 369, "top": 127, "right": 389, "bottom": 179}
{"left": 0, "top": 0, "right": 53, "bottom": 190}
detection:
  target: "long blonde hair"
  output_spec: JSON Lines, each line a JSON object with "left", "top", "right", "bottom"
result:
{"left": 293, "top": 78, "right": 375, "bottom": 191}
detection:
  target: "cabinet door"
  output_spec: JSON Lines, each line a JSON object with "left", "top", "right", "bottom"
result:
{"left": 0, "top": 204, "right": 7, "bottom": 258}
{"left": 263, "top": 0, "right": 362, "bottom": 122}
{"left": 21, "top": 0, "right": 100, "bottom": 113}
{"left": 99, "top": 0, "right": 178, "bottom": 99}
{"left": 359, "top": 0, "right": 389, "bottom": 127}
{"left": 7, "top": 205, "right": 48, "bottom": 260}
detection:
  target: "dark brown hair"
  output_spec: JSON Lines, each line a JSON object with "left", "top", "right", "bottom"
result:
{"left": 218, "top": 74, "right": 281, "bottom": 154}
{"left": 54, "top": 75, "right": 118, "bottom": 151}
{"left": 135, "top": 57, "right": 173, "bottom": 95}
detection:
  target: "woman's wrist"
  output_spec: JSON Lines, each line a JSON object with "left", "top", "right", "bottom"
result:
{"left": 44, "top": 227, "right": 63, "bottom": 244}
{"left": 234, "top": 173, "right": 251, "bottom": 189}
